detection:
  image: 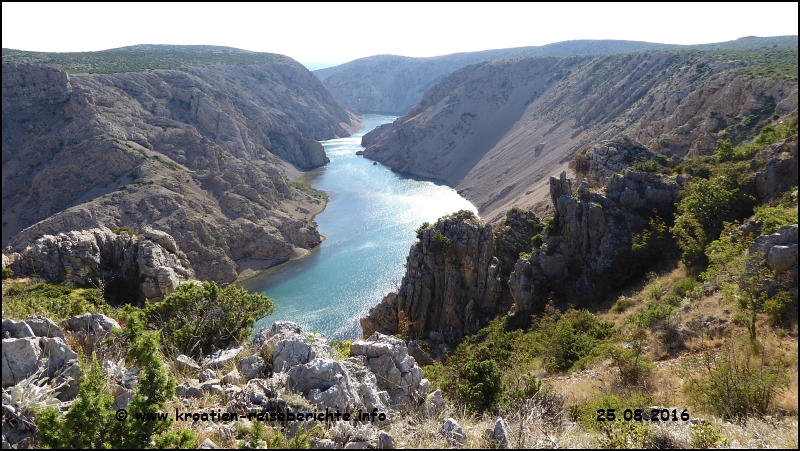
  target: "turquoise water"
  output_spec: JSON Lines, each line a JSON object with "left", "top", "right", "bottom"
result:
{"left": 242, "top": 115, "right": 477, "bottom": 340}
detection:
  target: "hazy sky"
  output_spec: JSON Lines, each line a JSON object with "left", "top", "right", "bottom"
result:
{"left": 3, "top": 2, "right": 798, "bottom": 66}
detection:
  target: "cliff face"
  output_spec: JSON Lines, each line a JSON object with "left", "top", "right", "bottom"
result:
{"left": 315, "top": 37, "right": 798, "bottom": 115}
{"left": 2, "top": 60, "right": 360, "bottom": 283}
{"left": 361, "top": 209, "right": 541, "bottom": 344}
{"left": 359, "top": 51, "right": 798, "bottom": 222}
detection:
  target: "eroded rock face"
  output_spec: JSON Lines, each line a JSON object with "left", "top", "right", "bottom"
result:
{"left": 510, "top": 170, "right": 678, "bottom": 309}
{"left": 361, "top": 209, "right": 541, "bottom": 343}
{"left": 4, "top": 226, "right": 193, "bottom": 303}
{"left": 3, "top": 61, "right": 360, "bottom": 283}
{"left": 350, "top": 333, "right": 427, "bottom": 405}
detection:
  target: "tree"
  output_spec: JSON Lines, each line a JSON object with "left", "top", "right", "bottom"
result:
{"left": 146, "top": 281, "right": 275, "bottom": 358}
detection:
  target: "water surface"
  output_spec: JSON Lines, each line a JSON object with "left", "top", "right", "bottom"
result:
{"left": 242, "top": 115, "right": 476, "bottom": 339}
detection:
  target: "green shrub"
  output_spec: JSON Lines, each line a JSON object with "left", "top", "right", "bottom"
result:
{"left": 330, "top": 340, "right": 352, "bottom": 359}
{"left": 531, "top": 234, "right": 544, "bottom": 248}
{"left": 633, "top": 160, "right": 663, "bottom": 173}
{"left": 685, "top": 339, "right": 789, "bottom": 421}
{"left": 430, "top": 230, "right": 452, "bottom": 252}
{"left": 602, "top": 329, "right": 654, "bottom": 386}
{"left": 671, "top": 167, "right": 754, "bottom": 266}
{"left": 612, "top": 296, "right": 634, "bottom": 313}
{"left": 456, "top": 357, "right": 505, "bottom": 412}
{"left": 146, "top": 281, "right": 274, "bottom": 358}
{"left": 112, "top": 226, "right": 138, "bottom": 236}
{"left": 602, "top": 214, "right": 668, "bottom": 289}
{"left": 713, "top": 138, "right": 734, "bottom": 162}
{"left": 415, "top": 222, "right": 430, "bottom": 239}
{"left": 754, "top": 203, "right": 798, "bottom": 235}
{"left": 2, "top": 283, "right": 109, "bottom": 321}
{"left": 544, "top": 215, "right": 559, "bottom": 235}
{"left": 2, "top": 266, "right": 13, "bottom": 279}
{"left": 671, "top": 277, "right": 698, "bottom": 298}
{"left": 690, "top": 423, "right": 728, "bottom": 448}
{"left": 626, "top": 302, "right": 673, "bottom": 330}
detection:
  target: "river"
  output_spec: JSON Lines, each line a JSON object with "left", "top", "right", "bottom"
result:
{"left": 242, "top": 115, "right": 477, "bottom": 340}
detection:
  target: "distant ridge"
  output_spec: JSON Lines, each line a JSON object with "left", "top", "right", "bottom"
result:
{"left": 315, "top": 36, "right": 798, "bottom": 114}
{"left": 1, "top": 45, "right": 292, "bottom": 74}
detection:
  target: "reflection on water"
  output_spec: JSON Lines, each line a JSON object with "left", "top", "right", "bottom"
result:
{"left": 242, "top": 115, "right": 477, "bottom": 340}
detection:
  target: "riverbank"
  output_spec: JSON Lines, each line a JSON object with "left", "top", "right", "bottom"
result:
{"left": 234, "top": 173, "right": 329, "bottom": 284}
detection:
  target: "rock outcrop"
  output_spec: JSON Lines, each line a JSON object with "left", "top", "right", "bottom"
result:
{"left": 3, "top": 226, "right": 193, "bottom": 303}
{"left": 510, "top": 169, "right": 681, "bottom": 310}
{"left": 359, "top": 50, "right": 798, "bottom": 222}
{"left": 361, "top": 209, "right": 541, "bottom": 343}
{"left": 3, "top": 55, "right": 360, "bottom": 283}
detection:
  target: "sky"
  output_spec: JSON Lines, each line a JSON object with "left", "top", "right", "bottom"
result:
{"left": 3, "top": 2, "right": 798, "bottom": 69}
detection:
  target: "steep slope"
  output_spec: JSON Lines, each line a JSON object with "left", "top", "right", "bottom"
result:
{"left": 360, "top": 48, "right": 798, "bottom": 222}
{"left": 315, "top": 36, "right": 798, "bottom": 114}
{"left": 2, "top": 49, "right": 361, "bottom": 283}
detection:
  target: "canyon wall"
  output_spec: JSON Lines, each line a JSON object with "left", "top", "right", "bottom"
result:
{"left": 2, "top": 55, "right": 360, "bottom": 283}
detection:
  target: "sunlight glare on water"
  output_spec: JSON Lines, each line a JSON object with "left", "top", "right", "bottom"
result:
{"left": 242, "top": 115, "right": 477, "bottom": 340}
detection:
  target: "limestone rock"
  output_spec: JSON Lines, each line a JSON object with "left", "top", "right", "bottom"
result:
{"left": 377, "top": 431, "right": 396, "bottom": 449}
{"left": 362, "top": 209, "right": 535, "bottom": 343}
{"left": 200, "top": 438, "right": 219, "bottom": 449}
{"left": 286, "top": 358, "right": 360, "bottom": 410}
{"left": 1, "top": 338, "right": 41, "bottom": 387}
{"left": 176, "top": 382, "right": 203, "bottom": 399}
{"left": 23, "top": 316, "right": 65, "bottom": 340}
{"left": 175, "top": 354, "right": 201, "bottom": 372}
{"left": 203, "top": 346, "right": 243, "bottom": 369}
{"left": 5, "top": 227, "right": 193, "bottom": 303}
{"left": 489, "top": 418, "right": 510, "bottom": 449}
{"left": 199, "top": 369, "right": 216, "bottom": 383}
{"left": 237, "top": 355, "right": 266, "bottom": 380}
{"left": 2, "top": 320, "right": 34, "bottom": 339}
{"left": 273, "top": 336, "right": 316, "bottom": 372}
{"left": 350, "top": 333, "right": 426, "bottom": 405}
{"left": 66, "top": 313, "right": 121, "bottom": 342}
{"left": 442, "top": 418, "right": 467, "bottom": 445}
{"left": 222, "top": 369, "right": 241, "bottom": 385}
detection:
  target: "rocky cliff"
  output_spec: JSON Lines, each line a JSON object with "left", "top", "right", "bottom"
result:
{"left": 360, "top": 49, "right": 798, "bottom": 222}
{"left": 2, "top": 52, "right": 360, "bottom": 283}
{"left": 316, "top": 36, "right": 798, "bottom": 115}
{"left": 361, "top": 209, "right": 541, "bottom": 344}
{"left": 363, "top": 132, "right": 798, "bottom": 343}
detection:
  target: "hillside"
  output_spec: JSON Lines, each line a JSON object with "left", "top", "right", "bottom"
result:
{"left": 2, "top": 47, "right": 361, "bottom": 283}
{"left": 315, "top": 36, "right": 798, "bottom": 114}
{"left": 360, "top": 47, "right": 798, "bottom": 222}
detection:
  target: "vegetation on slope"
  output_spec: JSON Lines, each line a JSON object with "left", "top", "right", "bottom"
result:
{"left": 2, "top": 45, "right": 290, "bottom": 74}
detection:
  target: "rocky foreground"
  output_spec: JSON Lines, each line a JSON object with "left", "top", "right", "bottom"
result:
{"left": 2, "top": 314, "right": 456, "bottom": 449}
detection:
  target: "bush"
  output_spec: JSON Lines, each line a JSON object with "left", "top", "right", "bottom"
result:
{"left": 671, "top": 167, "right": 754, "bottom": 266}
{"left": 2, "top": 283, "right": 109, "bottom": 321}
{"left": 633, "top": 160, "right": 664, "bottom": 173}
{"left": 430, "top": 230, "right": 452, "bottom": 252}
{"left": 2, "top": 266, "right": 13, "bottom": 279}
{"left": 146, "top": 281, "right": 275, "bottom": 358}
{"left": 330, "top": 340, "right": 352, "bottom": 359}
{"left": 531, "top": 234, "right": 543, "bottom": 249}
{"left": 544, "top": 215, "right": 559, "bottom": 235}
{"left": 685, "top": 339, "right": 789, "bottom": 422}
{"left": 612, "top": 296, "right": 634, "bottom": 313}
{"left": 456, "top": 357, "right": 505, "bottom": 412}
{"left": 603, "top": 329, "right": 654, "bottom": 386}
{"left": 754, "top": 203, "right": 798, "bottom": 235}
{"left": 415, "top": 222, "right": 430, "bottom": 239}
{"left": 113, "top": 226, "right": 138, "bottom": 236}
{"left": 713, "top": 138, "right": 734, "bottom": 162}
